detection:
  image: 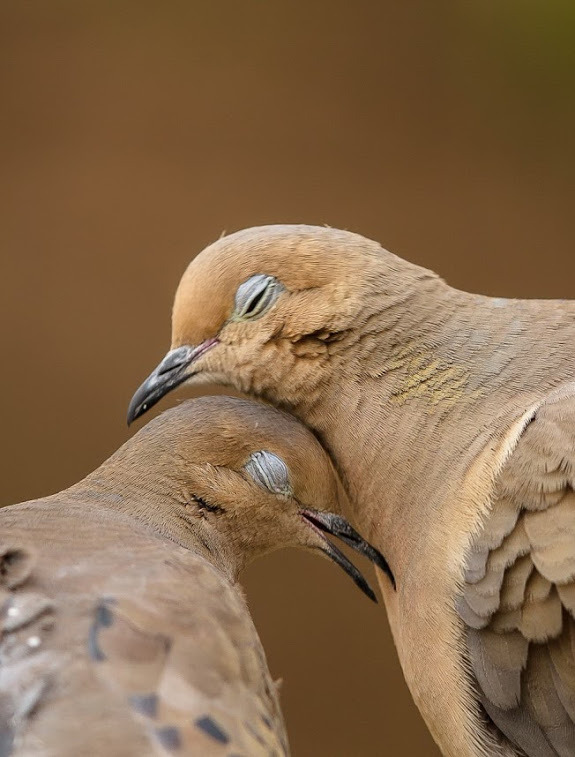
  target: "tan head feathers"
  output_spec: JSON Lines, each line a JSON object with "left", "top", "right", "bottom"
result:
{"left": 171, "top": 224, "right": 380, "bottom": 345}
{"left": 126, "top": 223, "right": 575, "bottom": 755}
{"left": 128, "top": 224, "right": 437, "bottom": 421}
{"left": 117, "top": 396, "right": 394, "bottom": 597}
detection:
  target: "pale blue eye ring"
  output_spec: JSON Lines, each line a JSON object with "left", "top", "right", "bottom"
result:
{"left": 233, "top": 274, "right": 284, "bottom": 321}
{"left": 244, "top": 450, "right": 292, "bottom": 496}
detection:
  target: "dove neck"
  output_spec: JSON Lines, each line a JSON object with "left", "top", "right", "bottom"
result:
{"left": 281, "top": 273, "right": 575, "bottom": 580}
{"left": 288, "top": 272, "right": 573, "bottom": 428}
{"left": 66, "top": 455, "right": 239, "bottom": 581}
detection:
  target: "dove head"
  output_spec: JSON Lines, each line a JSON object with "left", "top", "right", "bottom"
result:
{"left": 101, "top": 396, "right": 394, "bottom": 599}
{"left": 127, "top": 224, "right": 413, "bottom": 421}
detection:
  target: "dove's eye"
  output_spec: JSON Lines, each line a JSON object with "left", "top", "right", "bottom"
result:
{"left": 233, "top": 274, "right": 284, "bottom": 321}
{"left": 244, "top": 450, "right": 292, "bottom": 496}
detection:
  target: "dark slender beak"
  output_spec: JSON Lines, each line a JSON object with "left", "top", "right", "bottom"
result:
{"left": 127, "top": 340, "right": 218, "bottom": 425}
{"left": 301, "top": 508, "right": 396, "bottom": 602}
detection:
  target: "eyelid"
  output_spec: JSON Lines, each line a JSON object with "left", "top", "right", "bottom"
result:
{"left": 234, "top": 274, "right": 283, "bottom": 320}
{"left": 244, "top": 450, "right": 292, "bottom": 496}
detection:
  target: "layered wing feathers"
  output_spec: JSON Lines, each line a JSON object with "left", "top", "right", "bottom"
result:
{"left": 461, "top": 391, "right": 575, "bottom": 756}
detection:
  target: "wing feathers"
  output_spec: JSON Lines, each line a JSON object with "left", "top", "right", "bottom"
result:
{"left": 460, "top": 391, "right": 575, "bottom": 756}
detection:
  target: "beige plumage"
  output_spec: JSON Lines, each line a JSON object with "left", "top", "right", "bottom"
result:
{"left": 1, "top": 395, "right": 391, "bottom": 756}
{"left": 129, "top": 224, "right": 575, "bottom": 756}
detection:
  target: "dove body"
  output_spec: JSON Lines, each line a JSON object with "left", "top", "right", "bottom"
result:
{"left": 1, "top": 396, "right": 389, "bottom": 756}
{"left": 130, "top": 225, "right": 575, "bottom": 756}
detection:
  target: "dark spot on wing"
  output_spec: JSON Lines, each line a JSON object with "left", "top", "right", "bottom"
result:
{"left": 87, "top": 626, "right": 105, "bottom": 662}
{"left": 0, "top": 546, "right": 35, "bottom": 589}
{"left": 261, "top": 714, "right": 272, "bottom": 729}
{"left": 195, "top": 715, "right": 229, "bottom": 744}
{"left": 129, "top": 693, "right": 158, "bottom": 718}
{"left": 155, "top": 726, "right": 181, "bottom": 751}
{"left": 97, "top": 600, "right": 115, "bottom": 627}
{"left": 88, "top": 599, "right": 116, "bottom": 662}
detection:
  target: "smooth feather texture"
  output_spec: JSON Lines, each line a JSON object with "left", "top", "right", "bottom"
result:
{"left": 463, "top": 392, "right": 575, "bottom": 756}
{"left": 132, "top": 224, "right": 575, "bottom": 755}
{"left": 0, "top": 396, "right": 364, "bottom": 756}
{"left": 0, "top": 513, "right": 286, "bottom": 756}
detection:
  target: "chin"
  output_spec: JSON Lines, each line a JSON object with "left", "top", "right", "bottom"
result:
{"left": 185, "top": 371, "right": 237, "bottom": 390}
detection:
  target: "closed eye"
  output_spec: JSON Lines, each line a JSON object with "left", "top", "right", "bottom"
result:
{"left": 244, "top": 450, "right": 292, "bottom": 496}
{"left": 243, "top": 287, "right": 268, "bottom": 317}
{"left": 234, "top": 274, "right": 284, "bottom": 321}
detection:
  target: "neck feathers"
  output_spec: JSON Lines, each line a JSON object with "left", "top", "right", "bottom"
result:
{"left": 67, "top": 457, "right": 238, "bottom": 581}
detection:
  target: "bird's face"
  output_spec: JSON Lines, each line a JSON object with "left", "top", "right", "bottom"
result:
{"left": 127, "top": 225, "right": 378, "bottom": 422}
{"left": 166, "top": 397, "right": 394, "bottom": 599}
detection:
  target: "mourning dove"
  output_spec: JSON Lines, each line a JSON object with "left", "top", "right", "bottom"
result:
{"left": 1, "top": 394, "right": 392, "bottom": 756}
{"left": 129, "top": 224, "right": 575, "bottom": 756}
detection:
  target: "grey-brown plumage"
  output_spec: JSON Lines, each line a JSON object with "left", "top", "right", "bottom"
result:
{"left": 128, "top": 224, "right": 575, "bottom": 756}
{"left": 462, "top": 388, "right": 575, "bottom": 757}
{"left": 1, "top": 395, "right": 390, "bottom": 756}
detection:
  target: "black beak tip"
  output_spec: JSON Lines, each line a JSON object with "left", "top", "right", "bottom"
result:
{"left": 332, "top": 549, "right": 379, "bottom": 602}
{"left": 365, "top": 584, "right": 378, "bottom": 603}
{"left": 302, "top": 508, "right": 395, "bottom": 594}
{"left": 127, "top": 347, "right": 199, "bottom": 427}
{"left": 126, "top": 389, "right": 149, "bottom": 426}
{"left": 126, "top": 396, "right": 145, "bottom": 427}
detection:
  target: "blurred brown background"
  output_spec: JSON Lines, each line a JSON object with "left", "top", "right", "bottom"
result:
{"left": 1, "top": 2, "right": 574, "bottom": 754}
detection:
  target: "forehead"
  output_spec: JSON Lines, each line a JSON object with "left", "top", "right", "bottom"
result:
{"left": 171, "top": 225, "right": 371, "bottom": 344}
{"left": 247, "top": 419, "right": 342, "bottom": 508}
{"left": 220, "top": 398, "right": 335, "bottom": 473}
{"left": 178, "top": 397, "right": 342, "bottom": 506}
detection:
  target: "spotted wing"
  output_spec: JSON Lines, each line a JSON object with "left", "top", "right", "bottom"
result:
{"left": 0, "top": 542, "right": 64, "bottom": 754}
{"left": 0, "top": 530, "right": 288, "bottom": 756}
{"left": 88, "top": 561, "right": 289, "bottom": 756}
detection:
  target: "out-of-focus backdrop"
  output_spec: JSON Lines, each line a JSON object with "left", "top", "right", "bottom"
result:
{"left": 1, "top": 2, "right": 574, "bottom": 754}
